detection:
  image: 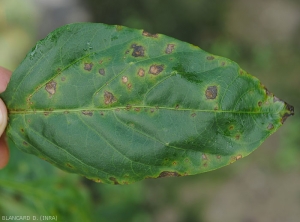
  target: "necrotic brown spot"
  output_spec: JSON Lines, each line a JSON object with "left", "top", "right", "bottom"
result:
{"left": 165, "top": 44, "right": 175, "bottom": 54}
{"left": 125, "top": 105, "right": 132, "bottom": 111}
{"left": 109, "top": 177, "right": 119, "bottom": 185}
{"left": 93, "top": 178, "right": 102, "bottom": 183}
{"left": 45, "top": 81, "right": 57, "bottom": 95}
{"left": 122, "top": 76, "right": 128, "bottom": 83}
{"left": 142, "top": 31, "right": 158, "bottom": 38}
{"left": 207, "top": 55, "right": 215, "bottom": 60}
{"left": 236, "top": 154, "right": 242, "bottom": 160}
{"left": 202, "top": 154, "right": 207, "bottom": 160}
{"left": 44, "top": 111, "right": 51, "bottom": 116}
{"left": 138, "top": 68, "right": 145, "bottom": 77}
{"left": 273, "top": 96, "right": 281, "bottom": 103}
{"left": 82, "top": 111, "right": 93, "bottom": 116}
{"left": 281, "top": 102, "right": 294, "bottom": 124}
{"left": 61, "top": 77, "right": 66, "bottom": 81}
{"left": 205, "top": 86, "right": 218, "bottom": 99}
{"left": 99, "top": 68, "right": 105, "bottom": 75}
{"left": 158, "top": 171, "right": 180, "bottom": 178}
{"left": 191, "top": 113, "right": 196, "bottom": 117}
{"left": 66, "top": 163, "right": 73, "bottom": 168}
{"left": 104, "top": 91, "right": 116, "bottom": 105}
{"left": 149, "top": 64, "right": 164, "bottom": 75}
{"left": 267, "top": 123, "right": 274, "bottom": 130}
{"left": 84, "top": 63, "right": 93, "bottom": 71}
{"left": 131, "top": 44, "right": 144, "bottom": 57}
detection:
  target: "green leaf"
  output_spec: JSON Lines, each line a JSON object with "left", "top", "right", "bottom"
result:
{"left": 0, "top": 23, "right": 294, "bottom": 184}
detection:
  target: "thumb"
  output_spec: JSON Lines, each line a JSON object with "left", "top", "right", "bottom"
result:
{"left": 0, "top": 98, "right": 9, "bottom": 169}
{"left": 0, "top": 98, "right": 7, "bottom": 136}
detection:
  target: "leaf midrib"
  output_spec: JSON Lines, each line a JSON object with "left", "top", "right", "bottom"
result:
{"left": 8, "top": 106, "right": 270, "bottom": 115}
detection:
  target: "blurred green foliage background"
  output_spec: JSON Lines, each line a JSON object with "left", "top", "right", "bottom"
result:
{"left": 0, "top": 0, "right": 299, "bottom": 221}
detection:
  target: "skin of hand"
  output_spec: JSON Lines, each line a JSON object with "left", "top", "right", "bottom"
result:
{"left": 0, "top": 67, "right": 11, "bottom": 169}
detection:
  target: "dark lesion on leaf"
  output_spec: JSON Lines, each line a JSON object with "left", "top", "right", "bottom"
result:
{"left": 45, "top": 80, "right": 57, "bottom": 95}
{"left": 66, "top": 163, "right": 74, "bottom": 168}
{"left": 104, "top": 91, "right": 117, "bottom": 105}
{"left": 165, "top": 44, "right": 175, "bottom": 54}
{"left": 142, "top": 30, "right": 158, "bottom": 38}
{"left": 82, "top": 111, "right": 93, "bottom": 116}
{"left": 125, "top": 104, "right": 132, "bottom": 111}
{"left": 92, "top": 178, "right": 102, "bottom": 183}
{"left": 99, "top": 68, "right": 105, "bottom": 75}
{"left": 158, "top": 171, "right": 181, "bottom": 178}
{"left": 273, "top": 96, "right": 283, "bottom": 103}
{"left": 109, "top": 177, "right": 119, "bottom": 185}
{"left": 122, "top": 76, "right": 128, "bottom": 83}
{"left": 262, "top": 85, "right": 272, "bottom": 97}
{"left": 267, "top": 123, "right": 274, "bottom": 130}
{"left": 236, "top": 154, "right": 242, "bottom": 160}
{"left": 44, "top": 111, "right": 51, "bottom": 116}
{"left": 207, "top": 55, "right": 215, "bottom": 60}
{"left": 138, "top": 68, "right": 145, "bottom": 77}
{"left": 205, "top": 86, "right": 218, "bottom": 99}
{"left": 230, "top": 155, "right": 243, "bottom": 163}
{"left": 281, "top": 102, "right": 294, "bottom": 124}
{"left": 131, "top": 44, "right": 145, "bottom": 57}
{"left": 84, "top": 62, "right": 93, "bottom": 71}
{"left": 149, "top": 64, "right": 164, "bottom": 75}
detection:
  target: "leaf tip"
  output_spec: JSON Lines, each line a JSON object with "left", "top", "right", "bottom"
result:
{"left": 281, "top": 102, "right": 294, "bottom": 124}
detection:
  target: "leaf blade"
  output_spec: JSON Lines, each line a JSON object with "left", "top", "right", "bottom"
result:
{"left": 1, "top": 23, "right": 294, "bottom": 184}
